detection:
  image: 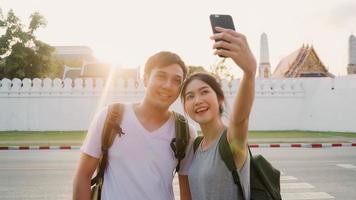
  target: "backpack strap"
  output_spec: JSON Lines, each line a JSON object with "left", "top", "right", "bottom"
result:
{"left": 170, "top": 112, "right": 190, "bottom": 174}
{"left": 218, "top": 129, "right": 245, "bottom": 200}
{"left": 91, "top": 103, "right": 125, "bottom": 186}
{"left": 193, "top": 136, "right": 204, "bottom": 153}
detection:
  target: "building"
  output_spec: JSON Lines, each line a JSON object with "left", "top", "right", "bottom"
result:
{"left": 81, "top": 63, "right": 139, "bottom": 80}
{"left": 62, "top": 66, "right": 81, "bottom": 80}
{"left": 258, "top": 33, "right": 271, "bottom": 78}
{"left": 272, "top": 45, "right": 334, "bottom": 78}
{"left": 347, "top": 34, "right": 356, "bottom": 74}
{"left": 54, "top": 46, "right": 96, "bottom": 70}
{"left": 56, "top": 46, "right": 140, "bottom": 80}
{"left": 54, "top": 46, "right": 95, "bottom": 61}
{"left": 63, "top": 62, "right": 139, "bottom": 80}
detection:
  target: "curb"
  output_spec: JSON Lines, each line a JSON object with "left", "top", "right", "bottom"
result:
{"left": 0, "top": 143, "right": 356, "bottom": 150}
{"left": 0, "top": 145, "right": 81, "bottom": 150}
{"left": 248, "top": 143, "right": 356, "bottom": 148}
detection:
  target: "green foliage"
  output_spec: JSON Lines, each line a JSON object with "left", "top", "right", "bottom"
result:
{"left": 187, "top": 61, "right": 235, "bottom": 85}
{"left": 0, "top": 131, "right": 355, "bottom": 146}
{"left": 0, "top": 8, "right": 61, "bottom": 79}
{"left": 187, "top": 65, "right": 207, "bottom": 76}
{"left": 0, "top": 131, "right": 86, "bottom": 146}
{"left": 210, "top": 58, "right": 235, "bottom": 84}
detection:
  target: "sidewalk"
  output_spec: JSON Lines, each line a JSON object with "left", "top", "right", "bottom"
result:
{"left": 249, "top": 136, "right": 356, "bottom": 148}
{"left": 2, "top": 137, "right": 355, "bottom": 145}
{"left": 248, "top": 136, "right": 356, "bottom": 144}
{"left": 0, "top": 140, "right": 82, "bottom": 145}
{"left": 0, "top": 140, "right": 82, "bottom": 150}
{"left": 1, "top": 137, "right": 356, "bottom": 150}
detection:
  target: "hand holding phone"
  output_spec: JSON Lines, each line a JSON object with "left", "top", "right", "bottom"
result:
{"left": 209, "top": 14, "right": 257, "bottom": 73}
{"left": 210, "top": 14, "right": 235, "bottom": 35}
{"left": 210, "top": 14, "right": 235, "bottom": 57}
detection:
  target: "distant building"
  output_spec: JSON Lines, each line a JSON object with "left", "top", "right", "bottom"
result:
{"left": 272, "top": 45, "right": 334, "bottom": 78}
{"left": 258, "top": 33, "right": 271, "bottom": 78}
{"left": 347, "top": 35, "right": 356, "bottom": 75}
{"left": 62, "top": 66, "right": 81, "bottom": 80}
{"left": 54, "top": 46, "right": 95, "bottom": 62}
{"left": 81, "top": 63, "right": 139, "bottom": 80}
{"left": 63, "top": 62, "right": 139, "bottom": 80}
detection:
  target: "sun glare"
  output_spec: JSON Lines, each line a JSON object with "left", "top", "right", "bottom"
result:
{"left": 95, "top": 62, "right": 117, "bottom": 113}
{"left": 94, "top": 47, "right": 121, "bottom": 68}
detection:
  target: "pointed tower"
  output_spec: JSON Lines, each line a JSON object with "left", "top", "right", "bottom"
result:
{"left": 259, "top": 33, "right": 271, "bottom": 78}
{"left": 347, "top": 34, "right": 356, "bottom": 74}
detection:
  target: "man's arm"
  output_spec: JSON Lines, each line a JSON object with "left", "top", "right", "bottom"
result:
{"left": 73, "top": 153, "right": 99, "bottom": 200}
{"left": 179, "top": 175, "right": 192, "bottom": 200}
{"left": 177, "top": 124, "right": 196, "bottom": 200}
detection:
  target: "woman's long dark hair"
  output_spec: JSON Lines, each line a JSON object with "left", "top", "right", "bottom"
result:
{"left": 181, "top": 72, "right": 225, "bottom": 114}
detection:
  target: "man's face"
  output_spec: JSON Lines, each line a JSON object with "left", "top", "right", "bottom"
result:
{"left": 144, "top": 64, "right": 184, "bottom": 110}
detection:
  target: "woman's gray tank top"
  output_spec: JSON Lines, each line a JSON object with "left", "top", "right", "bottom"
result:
{"left": 188, "top": 133, "right": 250, "bottom": 200}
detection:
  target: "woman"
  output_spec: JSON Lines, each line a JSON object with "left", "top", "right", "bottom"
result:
{"left": 181, "top": 27, "right": 256, "bottom": 200}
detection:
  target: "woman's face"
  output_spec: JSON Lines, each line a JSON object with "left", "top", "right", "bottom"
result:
{"left": 183, "top": 79, "right": 222, "bottom": 125}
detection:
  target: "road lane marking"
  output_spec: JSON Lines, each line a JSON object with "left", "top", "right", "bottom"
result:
{"left": 282, "top": 192, "right": 334, "bottom": 199}
{"left": 281, "top": 182, "right": 314, "bottom": 189}
{"left": 173, "top": 174, "right": 335, "bottom": 199}
{"left": 281, "top": 176, "right": 298, "bottom": 181}
{"left": 172, "top": 175, "right": 298, "bottom": 183}
{"left": 336, "top": 164, "right": 356, "bottom": 170}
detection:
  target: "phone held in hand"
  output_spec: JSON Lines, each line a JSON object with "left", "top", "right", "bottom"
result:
{"left": 209, "top": 14, "right": 235, "bottom": 34}
{"left": 209, "top": 14, "right": 235, "bottom": 57}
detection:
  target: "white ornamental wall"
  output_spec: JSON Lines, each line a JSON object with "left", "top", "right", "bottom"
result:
{"left": 299, "top": 76, "right": 356, "bottom": 132}
{"left": 0, "top": 76, "right": 355, "bottom": 132}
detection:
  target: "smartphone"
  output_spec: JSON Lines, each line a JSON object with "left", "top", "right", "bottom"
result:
{"left": 210, "top": 14, "right": 235, "bottom": 56}
{"left": 210, "top": 14, "right": 235, "bottom": 35}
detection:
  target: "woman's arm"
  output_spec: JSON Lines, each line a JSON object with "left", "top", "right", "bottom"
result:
{"left": 211, "top": 27, "right": 257, "bottom": 169}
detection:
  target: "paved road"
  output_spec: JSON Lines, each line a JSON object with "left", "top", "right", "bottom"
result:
{"left": 252, "top": 147, "right": 356, "bottom": 200}
{"left": 0, "top": 148, "right": 355, "bottom": 199}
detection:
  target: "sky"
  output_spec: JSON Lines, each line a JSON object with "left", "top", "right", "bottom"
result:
{"left": 1, "top": 0, "right": 356, "bottom": 76}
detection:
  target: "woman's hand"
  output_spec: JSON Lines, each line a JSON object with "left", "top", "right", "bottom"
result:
{"left": 210, "top": 26, "right": 257, "bottom": 76}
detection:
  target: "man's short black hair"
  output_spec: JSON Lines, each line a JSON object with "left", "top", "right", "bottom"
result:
{"left": 144, "top": 51, "right": 187, "bottom": 79}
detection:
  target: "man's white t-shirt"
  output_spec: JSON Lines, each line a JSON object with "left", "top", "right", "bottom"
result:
{"left": 81, "top": 104, "right": 196, "bottom": 200}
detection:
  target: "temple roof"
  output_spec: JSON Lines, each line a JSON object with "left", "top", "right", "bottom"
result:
{"left": 272, "top": 45, "right": 334, "bottom": 78}
{"left": 63, "top": 68, "right": 81, "bottom": 79}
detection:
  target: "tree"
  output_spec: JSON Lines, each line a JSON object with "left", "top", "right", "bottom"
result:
{"left": 0, "top": 8, "right": 60, "bottom": 79}
{"left": 187, "top": 65, "right": 207, "bottom": 76}
{"left": 210, "top": 58, "right": 235, "bottom": 84}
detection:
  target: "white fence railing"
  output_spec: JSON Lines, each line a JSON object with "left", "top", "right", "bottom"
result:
{"left": 0, "top": 76, "right": 355, "bottom": 132}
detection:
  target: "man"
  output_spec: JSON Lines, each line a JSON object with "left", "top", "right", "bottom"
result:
{"left": 73, "top": 51, "right": 196, "bottom": 200}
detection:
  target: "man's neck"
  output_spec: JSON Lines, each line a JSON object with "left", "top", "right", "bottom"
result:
{"left": 134, "top": 100, "right": 171, "bottom": 132}
{"left": 139, "top": 100, "right": 170, "bottom": 118}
